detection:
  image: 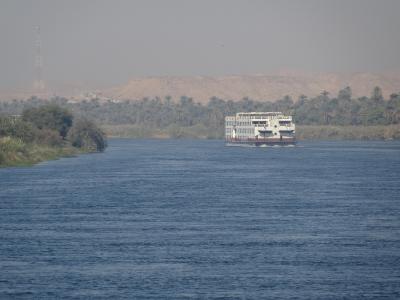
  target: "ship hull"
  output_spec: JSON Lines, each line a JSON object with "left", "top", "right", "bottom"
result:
{"left": 226, "top": 138, "right": 296, "bottom": 146}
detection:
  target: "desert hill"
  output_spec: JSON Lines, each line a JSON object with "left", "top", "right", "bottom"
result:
{"left": 2, "top": 72, "right": 400, "bottom": 103}
{"left": 103, "top": 72, "right": 400, "bottom": 103}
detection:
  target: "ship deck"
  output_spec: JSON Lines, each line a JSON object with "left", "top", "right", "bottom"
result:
{"left": 226, "top": 137, "right": 296, "bottom": 146}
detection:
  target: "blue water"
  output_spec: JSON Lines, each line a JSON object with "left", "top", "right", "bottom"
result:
{"left": 1, "top": 139, "right": 400, "bottom": 299}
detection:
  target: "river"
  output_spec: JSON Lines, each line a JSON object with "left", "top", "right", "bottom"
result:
{"left": 1, "top": 139, "right": 400, "bottom": 299}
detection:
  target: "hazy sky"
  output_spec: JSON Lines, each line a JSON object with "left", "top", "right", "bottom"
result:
{"left": 1, "top": 0, "right": 399, "bottom": 89}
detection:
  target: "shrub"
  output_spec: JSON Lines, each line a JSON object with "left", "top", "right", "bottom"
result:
{"left": 34, "top": 129, "right": 64, "bottom": 147}
{"left": 67, "top": 118, "right": 107, "bottom": 152}
{"left": 22, "top": 105, "right": 73, "bottom": 138}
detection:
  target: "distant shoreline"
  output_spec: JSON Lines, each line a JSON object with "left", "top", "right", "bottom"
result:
{"left": 102, "top": 125, "right": 400, "bottom": 141}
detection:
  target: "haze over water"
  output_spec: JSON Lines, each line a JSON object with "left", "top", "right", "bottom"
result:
{"left": 1, "top": 139, "right": 399, "bottom": 299}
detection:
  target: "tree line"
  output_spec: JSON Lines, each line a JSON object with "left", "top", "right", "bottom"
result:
{"left": 1, "top": 86, "right": 399, "bottom": 138}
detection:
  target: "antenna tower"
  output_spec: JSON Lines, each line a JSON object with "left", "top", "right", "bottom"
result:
{"left": 34, "top": 26, "right": 45, "bottom": 91}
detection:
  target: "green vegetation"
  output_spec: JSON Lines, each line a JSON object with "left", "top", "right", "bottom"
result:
{"left": 1, "top": 86, "right": 400, "bottom": 140}
{"left": 67, "top": 118, "right": 107, "bottom": 152}
{"left": 22, "top": 105, "right": 73, "bottom": 138}
{"left": 0, "top": 136, "right": 79, "bottom": 167}
{"left": 0, "top": 105, "right": 107, "bottom": 167}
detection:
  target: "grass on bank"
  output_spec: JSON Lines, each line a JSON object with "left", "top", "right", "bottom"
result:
{"left": 0, "top": 137, "right": 81, "bottom": 167}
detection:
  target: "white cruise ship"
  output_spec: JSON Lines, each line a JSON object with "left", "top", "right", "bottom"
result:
{"left": 225, "top": 112, "right": 296, "bottom": 146}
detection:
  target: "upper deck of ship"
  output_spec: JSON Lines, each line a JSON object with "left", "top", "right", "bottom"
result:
{"left": 236, "top": 112, "right": 282, "bottom": 117}
{"left": 226, "top": 112, "right": 292, "bottom": 121}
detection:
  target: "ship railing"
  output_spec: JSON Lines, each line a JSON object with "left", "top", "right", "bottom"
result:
{"left": 226, "top": 137, "right": 296, "bottom": 141}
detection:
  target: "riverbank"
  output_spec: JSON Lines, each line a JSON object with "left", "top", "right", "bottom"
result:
{"left": 296, "top": 125, "right": 400, "bottom": 140}
{"left": 1, "top": 104, "right": 107, "bottom": 168}
{"left": 0, "top": 137, "right": 82, "bottom": 168}
{"left": 103, "top": 124, "right": 213, "bottom": 139}
{"left": 103, "top": 124, "right": 400, "bottom": 140}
